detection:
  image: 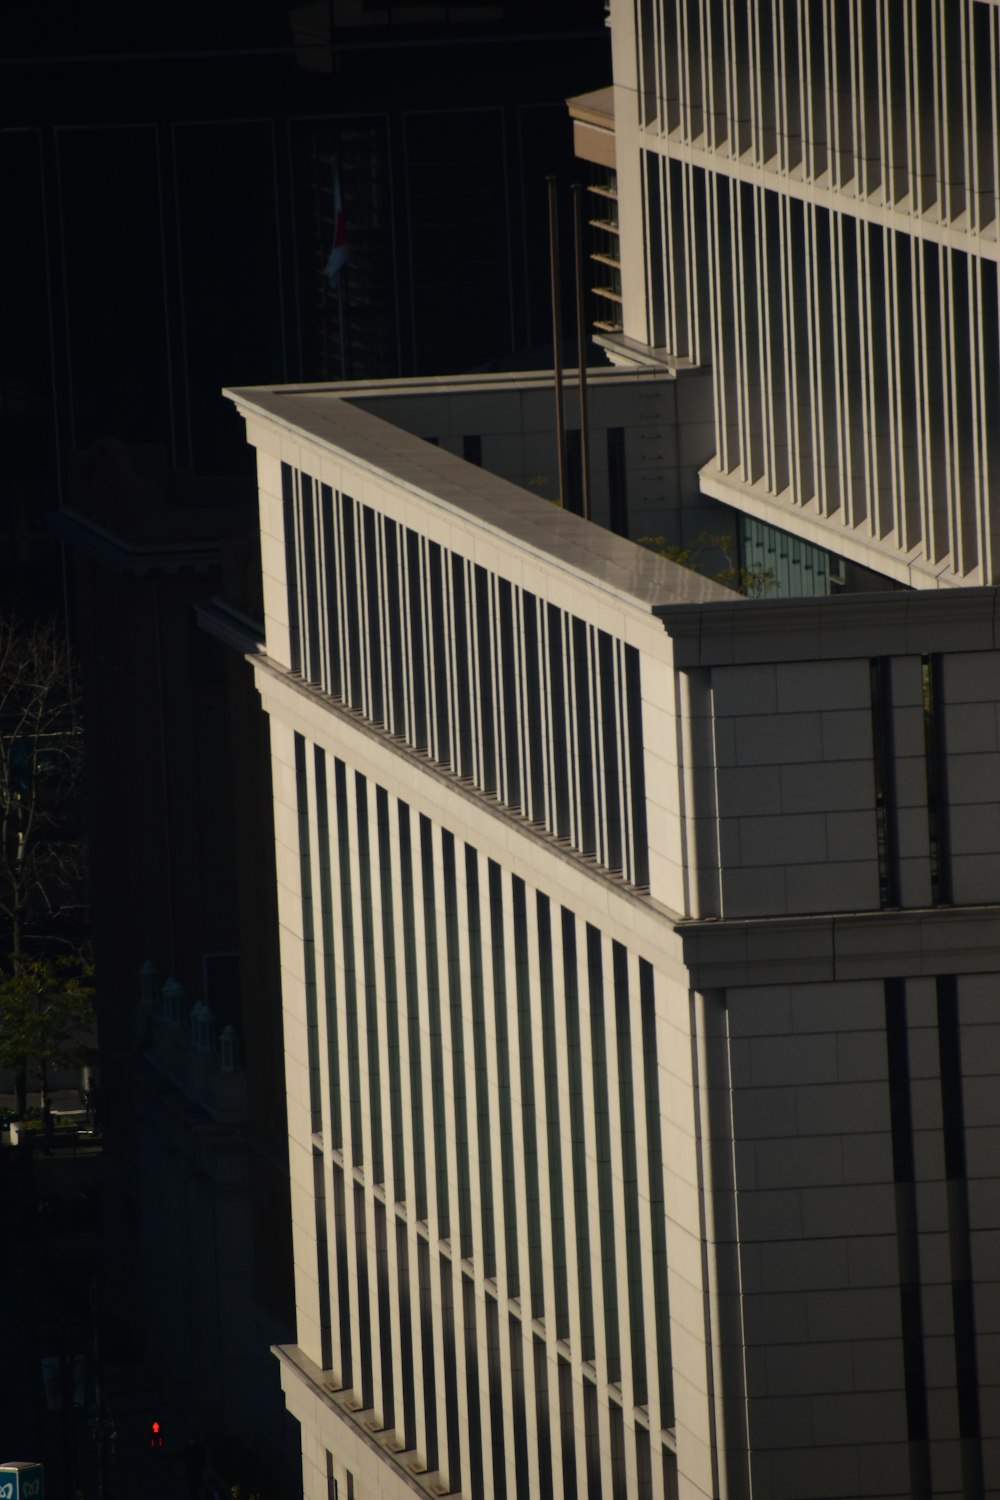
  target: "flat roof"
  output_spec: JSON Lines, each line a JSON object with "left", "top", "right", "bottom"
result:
{"left": 225, "top": 379, "right": 737, "bottom": 613}
{"left": 567, "top": 86, "right": 614, "bottom": 127}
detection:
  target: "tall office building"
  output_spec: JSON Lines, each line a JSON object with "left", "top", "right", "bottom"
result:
{"left": 573, "top": 0, "right": 1000, "bottom": 594}
{"left": 228, "top": 3, "right": 1000, "bottom": 1498}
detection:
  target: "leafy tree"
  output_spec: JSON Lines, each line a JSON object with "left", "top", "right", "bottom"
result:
{"left": 637, "top": 532, "right": 776, "bottom": 598}
{"left": 0, "top": 955, "right": 94, "bottom": 1118}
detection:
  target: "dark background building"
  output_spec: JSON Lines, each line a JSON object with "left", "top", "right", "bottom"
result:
{"left": 1, "top": 2, "right": 609, "bottom": 1491}
{"left": 2, "top": 0, "right": 610, "bottom": 599}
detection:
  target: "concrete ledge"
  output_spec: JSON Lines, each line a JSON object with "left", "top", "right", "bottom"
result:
{"left": 657, "top": 587, "right": 1000, "bottom": 666}
{"left": 679, "top": 905, "right": 1000, "bottom": 989}
{"left": 274, "top": 1343, "right": 442, "bottom": 1498}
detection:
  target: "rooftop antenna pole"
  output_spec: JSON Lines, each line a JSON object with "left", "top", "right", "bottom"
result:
{"left": 334, "top": 157, "right": 348, "bottom": 382}
{"left": 547, "top": 176, "right": 567, "bottom": 507}
{"left": 572, "top": 182, "right": 592, "bottom": 521}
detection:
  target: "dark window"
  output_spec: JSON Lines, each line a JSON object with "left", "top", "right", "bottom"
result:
{"left": 363, "top": 505, "right": 384, "bottom": 723}
{"left": 301, "top": 475, "right": 321, "bottom": 683}
{"left": 384, "top": 518, "right": 405, "bottom": 734}
{"left": 354, "top": 1182, "right": 373, "bottom": 1407}
{"left": 405, "top": 528, "right": 428, "bottom": 751}
{"left": 396, "top": 1225, "right": 416, "bottom": 1449}
{"left": 282, "top": 464, "right": 302, "bottom": 674}
{"left": 565, "top": 429, "right": 583, "bottom": 516}
{"left": 398, "top": 804, "right": 427, "bottom": 1219}
{"left": 442, "top": 832, "right": 472, "bottom": 1257}
{"left": 489, "top": 860, "right": 519, "bottom": 1296}
{"left": 340, "top": 495, "right": 363, "bottom": 708}
{"left": 600, "top": 632, "right": 622, "bottom": 873}
{"left": 320, "top": 485, "right": 342, "bottom": 697}
{"left": 420, "top": 815, "right": 449, "bottom": 1237}
{"left": 497, "top": 579, "right": 521, "bottom": 810}
{"left": 315, "top": 750, "right": 342, "bottom": 1151}
{"left": 587, "top": 924, "right": 619, "bottom": 1382}
{"left": 440, "top": 1266, "right": 461, "bottom": 1491}
{"left": 563, "top": 909, "right": 594, "bottom": 1359}
{"left": 451, "top": 557, "right": 473, "bottom": 777}
{"left": 475, "top": 566, "right": 497, "bottom": 795}
{"left": 521, "top": 593, "right": 545, "bottom": 823}
{"left": 294, "top": 735, "right": 321, "bottom": 1130}
{"left": 607, "top": 427, "right": 628, "bottom": 536}
{"left": 512, "top": 877, "right": 543, "bottom": 1316}
{"left": 354, "top": 775, "right": 384, "bottom": 1184}
{"left": 572, "top": 618, "right": 596, "bottom": 856}
{"left": 466, "top": 846, "right": 495, "bottom": 1273}
{"left": 427, "top": 542, "right": 451, "bottom": 765}
{"left": 335, "top": 759, "right": 363, "bottom": 1162}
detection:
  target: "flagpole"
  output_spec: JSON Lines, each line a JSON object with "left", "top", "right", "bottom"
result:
{"left": 572, "top": 182, "right": 592, "bottom": 522}
{"left": 334, "top": 157, "right": 348, "bottom": 381}
{"left": 338, "top": 278, "right": 347, "bottom": 382}
{"left": 547, "top": 176, "right": 567, "bottom": 508}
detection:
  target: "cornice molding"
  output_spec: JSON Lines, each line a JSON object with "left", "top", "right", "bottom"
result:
{"left": 50, "top": 508, "right": 226, "bottom": 575}
{"left": 679, "top": 905, "right": 1000, "bottom": 989}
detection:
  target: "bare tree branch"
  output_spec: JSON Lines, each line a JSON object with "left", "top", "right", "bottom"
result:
{"left": 0, "top": 616, "right": 88, "bottom": 973}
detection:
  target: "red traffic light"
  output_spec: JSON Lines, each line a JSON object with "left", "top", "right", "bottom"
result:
{"left": 150, "top": 1418, "right": 163, "bottom": 1448}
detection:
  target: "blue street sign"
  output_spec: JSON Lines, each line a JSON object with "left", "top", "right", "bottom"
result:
{"left": 0, "top": 1464, "right": 44, "bottom": 1500}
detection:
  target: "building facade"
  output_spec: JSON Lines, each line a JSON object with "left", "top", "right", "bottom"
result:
{"left": 228, "top": 375, "right": 999, "bottom": 1500}
{"left": 574, "top": 0, "right": 1000, "bottom": 593}
{"left": 226, "top": 4, "right": 1000, "bottom": 1497}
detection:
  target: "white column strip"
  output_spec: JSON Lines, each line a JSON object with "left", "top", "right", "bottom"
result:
{"left": 629, "top": 950, "right": 665, "bottom": 1500}
{"left": 411, "top": 811, "right": 449, "bottom": 1479}
{"left": 367, "top": 784, "right": 404, "bottom": 1442}
{"left": 343, "top": 768, "right": 384, "bottom": 1424}
{"left": 329, "top": 759, "right": 363, "bottom": 1404}
{"left": 574, "top": 917, "right": 615, "bottom": 1500}
{"left": 458, "top": 843, "right": 495, "bottom": 1500}
{"left": 387, "top": 796, "right": 427, "bottom": 1464}
{"left": 548, "top": 902, "right": 591, "bottom": 1498}
{"left": 601, "top": 933, "right": 639, "bottom": 1500}
{"left": 500, "top": 870, "right": 541, "bottom": 1499}
{"left": 431, "top": 826, "right": 471, "bottom": 1496}
{"left": 481, "top": 856, "right": 519, "bottom": 1499}
{"left": 526, "top": 888, "right": 564, "bottom": 1500}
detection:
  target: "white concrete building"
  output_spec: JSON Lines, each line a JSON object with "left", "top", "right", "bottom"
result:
{"left": 222, "top": 5, "right": 1000, "bottom": 1496}
{"left": 572, "top": 0, "right": 1000, "bottom": 593}
{"left": 226, "top": 371, "right": 1000, "bottom": 1500}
